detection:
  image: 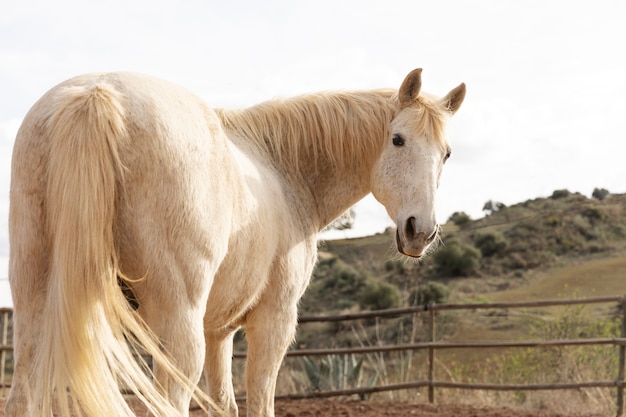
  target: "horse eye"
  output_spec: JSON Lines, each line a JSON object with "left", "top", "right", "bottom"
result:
{"left": 392, "top": 134, "right": 405, "bottom": 147}
{"left": 445, "top": 149, "right": 452, "bottom": 161}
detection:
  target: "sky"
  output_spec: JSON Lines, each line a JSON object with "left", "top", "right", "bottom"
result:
{"left": 1, "top": 0, "right": 625, "bottom": 307}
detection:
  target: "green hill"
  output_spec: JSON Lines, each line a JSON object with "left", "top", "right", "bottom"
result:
{"left": 295, "top": 190, "right": 626, "bottom": 349}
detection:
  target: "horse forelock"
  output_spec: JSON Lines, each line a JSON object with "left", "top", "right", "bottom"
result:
{"left": 407, "top": 92, "right": 452, "bottom": 151}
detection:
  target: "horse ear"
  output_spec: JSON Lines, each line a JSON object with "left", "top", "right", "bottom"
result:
{"left": 399, "top": 68, "right": 423, "bottom": 107}
{"left": 442, "top": 83, "right": 466, "bottom": 114}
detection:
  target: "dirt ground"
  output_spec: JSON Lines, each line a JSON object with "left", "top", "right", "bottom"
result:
{"left": 239, "top": 399, "right": 583, "bottom": 417}
{"left": 0, "top": 398, "right": 594, "bottom": 417}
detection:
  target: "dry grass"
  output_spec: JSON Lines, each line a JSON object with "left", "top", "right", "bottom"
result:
{"left": 485, "top": 252, "right": 626, "bottom": 303}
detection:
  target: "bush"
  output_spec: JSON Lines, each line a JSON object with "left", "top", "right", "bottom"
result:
{"left": 359, "top": 279, "right": 402, "bottom": 310}
{"left": 550, "top": 189, "right": 571, "bottom": 199}
{"left": 432, "top": 238, "right": 481, "bottom": 277}
{"left": 384, "top": 259, "right": 406, "bottom": 274}
{"left": 303, "top": 257, "right": 368, "bottom": 313}
{"left": 483, "top": 200, "right": 506, "bottom": 214}
{"left": 474, "top": 230, "right": 508, "bottom": 257}
{"left": 318, "top": 263, "right": 361, "bottom": 292}
{"left": 448, "top": 211, "right": 472, "bottom": 227}
{"left": 591, "top": 187, "right": 609, "bottom": 201}
{"left": 409, "top": 281, "right": 450, "bottom": 306}
{"left": 496, "top": 305, "right": 619, "bottom": 386}
{"left": 506, "top": 222, "right": 548, "bottom": 258}
{"left": 582, "top": 207, "right": 604, "bottom": 223}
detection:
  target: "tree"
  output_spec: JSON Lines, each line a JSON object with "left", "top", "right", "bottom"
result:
{"left": 550, "top": 189, "right": 571, "bottom": 199}
{"left": 483, "top": 200, "right": 506, "bottom": 214}
{"left": 448, "top": 211, "right": 471, "bottom": 228}
{"left": 591, "top": 187, "right": 610, "bottom": 201}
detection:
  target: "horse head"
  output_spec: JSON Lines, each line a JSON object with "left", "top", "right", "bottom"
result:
{"left": 371, "top": 69, "right": 466, "bottom": 258}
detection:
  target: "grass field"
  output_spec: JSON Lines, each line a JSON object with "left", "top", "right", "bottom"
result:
{"left": 486, "top": 252, "right": 626, "bottom": 303}
{"left": 440, "top": 249, "right": 626, "bottom": 343}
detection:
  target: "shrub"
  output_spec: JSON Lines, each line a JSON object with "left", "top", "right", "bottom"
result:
{"left": 483, "top": 200, "right": 506, "bottom": 214}
{"left": 544, "top": 214, "right": 561, "bottom": 227}
{"left": 448, "top": 211, "right": 472, "bottom": 228}
{"left": 300, "top": 354, "right": 367, "bottom": 392}
{"left": 506, "top": 222, "right": 548, "bottom": 257}
{"left": 409, "top": 281, "right": 450, "bottom": 306}
{"left": 496, "top": 305, "right": 619, "bottom": 387}
{"left": 582, "top": 207, "right": 604, "bottom": 222}
{"left": 359, "top": 279, "right": 402, "bottom": 310}
{"left": 591, "top": 187, "right": 609, "bottom": 200}
{"left": 473, "top": 230, "right": 508, "bottom": 257}
{"left": 507, "top": 252, "right": 528, "bottom": 270}
{"left": 550, "top": 189, "right": 571, "bottom": 199}
{"left": 303, "top": 257, "right": 368, "bottom": 313}
{"left": 318, "top": 262, "right": 361, "bottom": 292}
{"left": 432, "top": 238, "right": 481, "bottom": 277}
{"left": 384, "top": 259, "right": 406, "bottom": 274}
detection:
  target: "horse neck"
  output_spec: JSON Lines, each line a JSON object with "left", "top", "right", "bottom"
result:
{"left": 216, "top": 90, "right": 396, "bottom": 231}
{"left": 298, "top": 156, "right": 373, "bottom": 231}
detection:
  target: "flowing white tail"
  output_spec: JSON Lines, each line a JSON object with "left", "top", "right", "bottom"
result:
{"left": 35, "top": 82, "right": 203, "bottom": 417}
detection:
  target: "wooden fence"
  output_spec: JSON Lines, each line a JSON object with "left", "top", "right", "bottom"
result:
{"left": 242, "top": 295, "right": 626, "bottom": 415}
{"left": 0, "top": 308, "right": 9, "bottom": 394}
{"left": 1, "top": 296, "right": 625, "bottom": 415}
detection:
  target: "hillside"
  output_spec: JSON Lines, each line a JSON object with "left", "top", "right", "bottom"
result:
{"left": 297, "top": 190, "right": 626, "bottom": 339}
{"left": 286, "top": 191, "right": 624, "bottom": 412}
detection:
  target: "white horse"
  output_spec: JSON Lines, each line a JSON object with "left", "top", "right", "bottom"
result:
{"left": 6, "top": 68, "right": 465, "bottom": 417}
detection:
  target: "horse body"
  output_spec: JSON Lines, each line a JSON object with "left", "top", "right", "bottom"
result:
{"left": 6, "top": 69, "right": 465, "bottom": 417}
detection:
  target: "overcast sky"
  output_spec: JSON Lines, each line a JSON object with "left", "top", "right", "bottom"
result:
{"left": 1, "top": 0, "right": 625, "bottom": 306}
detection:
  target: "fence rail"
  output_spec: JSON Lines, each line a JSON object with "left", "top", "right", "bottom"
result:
{"left": 1, "top": 296, "right": 625, "bottom": 415}
{"left": 261, "top": 295, "right": 626, "bottom": 416}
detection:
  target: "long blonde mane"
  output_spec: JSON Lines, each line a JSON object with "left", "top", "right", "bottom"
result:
{"left": 216, "top": 89, "right": 451, "bottom": 172}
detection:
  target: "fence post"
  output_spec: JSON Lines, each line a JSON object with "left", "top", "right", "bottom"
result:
{"left": 0, "top": 310, "right": 8, "bottom": 390}
{"left": 428, "top": 303, "right": 435, "bottom": 403}
{"left": 617, "top": 297, "right": 626, "bottom": 417}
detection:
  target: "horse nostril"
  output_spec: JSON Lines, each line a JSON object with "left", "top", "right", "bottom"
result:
{"left": 405, "top": 217, "right": 417, "bottom": 238}
{"left": 404, "top": 218, "right": 438, "bottom": 244}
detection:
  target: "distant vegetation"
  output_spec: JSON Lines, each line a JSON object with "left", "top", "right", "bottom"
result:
{"left": 295, "top": 189, "right": 626, "bottom": 348}
{"left": 287, "top": 189, "right": 626, "bottom": 414}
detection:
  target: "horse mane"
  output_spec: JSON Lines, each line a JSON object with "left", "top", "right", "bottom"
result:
{"left": 216, "top": 89, "right": 450, "bottom": 172}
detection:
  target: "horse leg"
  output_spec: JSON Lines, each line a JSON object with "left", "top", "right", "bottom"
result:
{"left": 244, "top": 278, "right": 302, "bottom": 417}
{"left": 244, "top": 301, "right": 298, "bottom": 417}
{"left": 144, "top": 310, "right": 204, "bottom": 416}
{"left": 130, "top": 255, "right": 219, "bottom": 415}
{"left": 5, "top": 281, "right": 46, "bottom": 417}
{"left": 244, "top": 241, "right": 316, "bottom": 417}
{"left": 204, "top": 328, "right": 238, "bottom": 416}
{"left": 5, "top": 182, "right": 49, "bottom": 416}
{"left": 139, "top": 293, "right": 207, "bottom": 416}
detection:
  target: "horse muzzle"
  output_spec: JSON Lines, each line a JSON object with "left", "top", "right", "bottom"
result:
{"left": 395, "top": 217, "right": 438, "bottom": 258}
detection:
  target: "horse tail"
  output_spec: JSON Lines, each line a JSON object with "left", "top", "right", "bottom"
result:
{"left": 38, "top": 80, "right": 204, "bottom": 417}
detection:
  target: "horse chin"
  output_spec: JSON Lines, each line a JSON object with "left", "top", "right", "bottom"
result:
{"left": 395, "top": 229, "right": 425, "bottom": 259}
